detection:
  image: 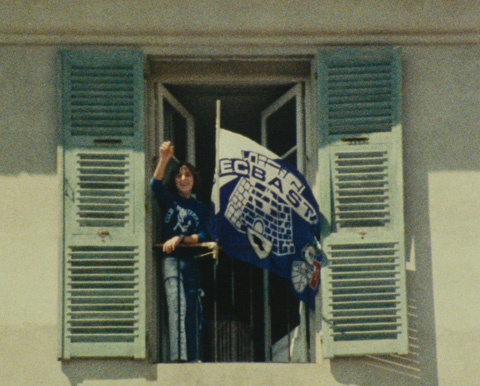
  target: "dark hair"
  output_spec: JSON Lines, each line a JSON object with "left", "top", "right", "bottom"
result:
{"left": 166, "top": 162, "right": 201, "bottom": 195}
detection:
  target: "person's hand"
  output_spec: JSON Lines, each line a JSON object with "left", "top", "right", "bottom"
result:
{"left": 163, "top": 235, "right": 183, "bottom": 254}
{"left": 159, "top": 141, "right": 174, "bottom": 161}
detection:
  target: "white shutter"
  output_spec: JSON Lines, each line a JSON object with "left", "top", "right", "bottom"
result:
{"left": 317, "top": 48, "right": 408, "bottom": 358}
{"left": 60, "top": 50, "right": 146, "bottom": 359}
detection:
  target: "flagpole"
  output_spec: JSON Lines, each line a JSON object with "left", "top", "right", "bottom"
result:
{"left": 212, "top": 99, "right": 221, "bottom": 213}
{"left": 213, "top": 99, "right": 221, "bottom": 362}
{"left": 215, "top": 99, "right": 221, "bottom": 131}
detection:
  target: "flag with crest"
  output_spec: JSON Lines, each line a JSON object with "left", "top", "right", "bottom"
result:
{"left": 209, "top": 129, "right": 324, "bottom": 309}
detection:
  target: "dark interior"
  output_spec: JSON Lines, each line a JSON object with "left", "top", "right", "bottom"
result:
{"left": 158, "top": 82, "right": 302, "bottom": 362}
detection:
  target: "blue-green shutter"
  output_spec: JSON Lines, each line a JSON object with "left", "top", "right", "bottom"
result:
{"left": 60, "top": 50, "right": 146, "bottom": 359}
{"left": 317, "top": 48, "right": 408, "bottom": 358}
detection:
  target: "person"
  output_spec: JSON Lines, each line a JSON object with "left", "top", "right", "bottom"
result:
{"left": 151, "top": 140, "right": 209, "bottom": 362}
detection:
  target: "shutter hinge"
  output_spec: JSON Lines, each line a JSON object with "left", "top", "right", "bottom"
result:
{"left": 64, "top": 179, "right": 75, "bottom": 202}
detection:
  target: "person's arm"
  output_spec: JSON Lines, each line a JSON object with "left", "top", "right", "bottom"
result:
{"left": 153, "top": 141, "right": 174, "bottom": 181}
{"left": 162, "top": 234, "right": 199, "bottom": 253}
{"left": 162, "top": 235, "right": 184, "bottom": 253}
{"left": 182, "top": 234, "right": 200, "bottom": 244}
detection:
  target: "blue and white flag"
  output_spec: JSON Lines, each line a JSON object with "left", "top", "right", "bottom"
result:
{"left": 209, "top": 129, "right": 324, "bottom": 309}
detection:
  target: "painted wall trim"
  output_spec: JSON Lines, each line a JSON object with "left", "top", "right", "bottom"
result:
{"left": 1, "top": 30, "right": 480, "bottom": 47}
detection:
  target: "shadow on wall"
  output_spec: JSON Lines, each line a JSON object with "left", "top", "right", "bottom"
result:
{"left": 62, "top": 359, "right": 157, "bottom": 386}
{"left": 330, "top": 273, "right": 438, "bottom": 386}
{"left": 0, "top": 127, "right": 58, "bottom": 175}
{"left": 329, "top": 169, "right": 439, "bottom": 386}
{"left": 0, "top": 47, "right": 60, "bottom": 176}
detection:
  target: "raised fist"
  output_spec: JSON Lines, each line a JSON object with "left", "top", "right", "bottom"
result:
{"left": 159, "top": 141, "right": 174, "bottom": 160}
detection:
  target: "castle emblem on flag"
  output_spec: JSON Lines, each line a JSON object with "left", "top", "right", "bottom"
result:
{"left": 209, "top": 129, "right": 324, "bottom": 309}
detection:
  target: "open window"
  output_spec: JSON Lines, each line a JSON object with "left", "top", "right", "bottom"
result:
{"left": 260, "top": 83, "right": 311, "bottom": 361}
{"left": 59, "top": 48, "right": 407, "bottom": 362}
{"left": 148, "top": 67, "right": 314, "bottom": 362}
{"left": 156, "top": 83, "right": 195, "bottom": 165}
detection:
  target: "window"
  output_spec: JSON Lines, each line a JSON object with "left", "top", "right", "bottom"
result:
{"left": 148, "top": 67, "right": 313, "bottom": 362}
{"left": 59, "top": 47, "right": 407, "bottom": 361}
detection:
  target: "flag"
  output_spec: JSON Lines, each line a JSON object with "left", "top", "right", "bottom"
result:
{"left": 209, "top": 129, "right": 324, "bottom": 309}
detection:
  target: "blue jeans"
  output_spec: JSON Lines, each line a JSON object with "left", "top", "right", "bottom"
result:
{"left": 162, "top": 256, "right": 203, "bottom": 362}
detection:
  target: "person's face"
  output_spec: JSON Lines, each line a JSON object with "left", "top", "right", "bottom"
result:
{"left": 175, "top": 165, "right": 194, "bottom": 198}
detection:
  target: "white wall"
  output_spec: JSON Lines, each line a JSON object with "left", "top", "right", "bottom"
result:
{"left": 402, "top": 46, "right": 480, "bottom": 385}
{"left": 0, "top": 46, "right": 63, "bottom": 384}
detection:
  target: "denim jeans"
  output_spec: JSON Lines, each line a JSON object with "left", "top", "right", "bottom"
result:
{"left": 162, "top": 256, "right": 203, "bottom": 362}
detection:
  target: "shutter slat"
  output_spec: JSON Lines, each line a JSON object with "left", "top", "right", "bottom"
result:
{"left": 332, "top": 147, "right": 391, "bottom": 229}
{"left": 73, "top": 151, "right": 133, "bottom": 229}
{"left": 68, "top": 312, "right": 139, "bottom": 317}
{"left": 65, "top": 245, "right": 142, "bottom": 347}
{"left": 67, "top": 63, "right": 136, "bottom": 137}
{"left": 331, "top": 263, "right": 399, "bottom": 268}
{"left": 322, "top": 53, "right": 395, "bottom": 135}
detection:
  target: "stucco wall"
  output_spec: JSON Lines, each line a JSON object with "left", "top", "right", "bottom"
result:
{"left": 401, "top": 46, "right": 480, "bottom": 386}
{"left": 1, "top": 7, "right": 480, "bottom": 384}
{"left": 1, "top": 0, "right": 480, "bottom": 37}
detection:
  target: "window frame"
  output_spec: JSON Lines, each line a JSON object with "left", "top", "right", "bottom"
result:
{"left": 59, "top": 48, "right": 408, "bottom": 362}
{"left": 145, "top": 57, "right": 316, "bottom": 363}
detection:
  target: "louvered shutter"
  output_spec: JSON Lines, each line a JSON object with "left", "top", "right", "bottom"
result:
{"left": 60, "top": 50, "right": 146, "bottom": 359}
{"left": 317, "top": 48, "right": 408, "bottom": 358}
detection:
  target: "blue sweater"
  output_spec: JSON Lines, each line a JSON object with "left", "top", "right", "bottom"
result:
{"left": 151, "top": 178, "right": 208, "bottom": 244}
